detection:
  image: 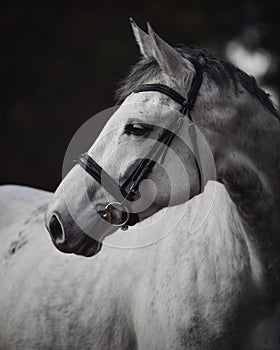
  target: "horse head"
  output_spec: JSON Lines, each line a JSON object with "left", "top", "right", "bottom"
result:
{"left": 46, "top": 20, "right": 268, "bottom": 257}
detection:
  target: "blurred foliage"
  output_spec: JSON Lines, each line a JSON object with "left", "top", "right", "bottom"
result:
{"left": 1, "top": 0, "right": 280, "bottom": 190}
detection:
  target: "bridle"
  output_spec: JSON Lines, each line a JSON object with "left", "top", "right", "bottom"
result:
{"left": 78, "top": 61, "right": 203, "bottom": 230}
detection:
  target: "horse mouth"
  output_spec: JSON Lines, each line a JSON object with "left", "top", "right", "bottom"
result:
{"left": 53, "top": 235, "right": 103, "bottom": 257}
{"left": 74, "top": 236, "right": 103, "bottom": 257}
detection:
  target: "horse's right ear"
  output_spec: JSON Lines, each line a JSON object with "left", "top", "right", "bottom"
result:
{"left": 130, "top": 18, "right": 153, "bottom": 58}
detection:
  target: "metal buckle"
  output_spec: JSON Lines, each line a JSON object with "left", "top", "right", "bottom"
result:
{"left": 104, "top": 202, "right": 130, "bottom": 227}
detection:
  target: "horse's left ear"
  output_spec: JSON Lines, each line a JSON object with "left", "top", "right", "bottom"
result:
{"left": 147, "top": 23, "right": 195, "bottom": 86}
{"left": 130, "top": 18, "right": 153, "bottom": 58}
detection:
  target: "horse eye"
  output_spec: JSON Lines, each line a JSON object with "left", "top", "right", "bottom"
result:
{"left": 124, "top": 123, "right": 150, "bottom": 136}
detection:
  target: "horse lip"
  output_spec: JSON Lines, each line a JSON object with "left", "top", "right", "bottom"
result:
{"left": 72, "top": 236, "right": 102, "bottom": 257}
{"left": 72, "top": 232, "right": 102, "bottom": 257}
{"left": 75, "top": 241, "right": 103, "bottom": 257}
{"left": 53, "top": 234, "right": 102, "bottom": 257}
{"left": 51, "top": 240, "right": 74, "bottom": 254}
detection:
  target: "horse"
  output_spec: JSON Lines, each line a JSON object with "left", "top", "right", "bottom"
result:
{"left": 1, "top": 19, "right": 280, "bottom": 349}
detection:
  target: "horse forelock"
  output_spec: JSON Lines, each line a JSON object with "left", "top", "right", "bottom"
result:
{"left": 116, "top": 46, "right": 279, "bottom": 119}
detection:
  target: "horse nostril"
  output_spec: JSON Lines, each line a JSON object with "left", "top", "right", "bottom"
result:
{"left": 48, "top": 215, "right": 65, "bottom": 244}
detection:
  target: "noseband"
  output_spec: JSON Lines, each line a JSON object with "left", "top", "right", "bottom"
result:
{"left": 79, "top": 61, "right": 203, "bottom": 230}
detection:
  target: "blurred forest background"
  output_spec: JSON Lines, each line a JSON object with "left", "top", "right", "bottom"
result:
{"left": 1, "top": 0, "right": 280, "bottom": 191}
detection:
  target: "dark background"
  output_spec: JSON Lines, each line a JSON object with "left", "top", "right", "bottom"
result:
{"left": 1, "top": 0, "right": 280, "bottom": 191}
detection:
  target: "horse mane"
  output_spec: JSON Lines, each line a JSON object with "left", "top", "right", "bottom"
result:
{"left": 116, "top": 45, "right": 279, "bottom": 119}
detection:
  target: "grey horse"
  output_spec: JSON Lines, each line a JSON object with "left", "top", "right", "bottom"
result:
{"left": 1, "top": 20, "right": 280, "bottom": 349}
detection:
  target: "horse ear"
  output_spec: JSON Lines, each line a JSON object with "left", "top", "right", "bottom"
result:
{"left": 130, "top": 18, "right": 153, "bottom": 58}
{"left": 147, "top": 22, "right": 195, "bottom": 84}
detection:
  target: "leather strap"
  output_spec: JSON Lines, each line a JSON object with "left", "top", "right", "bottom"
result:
{"left": 78, "top": 61, "right": 204, "bottom": 228}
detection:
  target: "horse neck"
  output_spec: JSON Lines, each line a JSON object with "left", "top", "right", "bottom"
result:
{"left": 204, "top": 98, "right": 280, "bottom": 291}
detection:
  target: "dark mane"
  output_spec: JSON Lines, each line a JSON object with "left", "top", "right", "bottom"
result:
{"left": 116, "top": 46, "right": 279, "bottom": 118}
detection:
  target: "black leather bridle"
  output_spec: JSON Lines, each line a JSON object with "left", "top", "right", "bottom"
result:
{"left": 78, "top": 61, "right": 203, "bottom": 230}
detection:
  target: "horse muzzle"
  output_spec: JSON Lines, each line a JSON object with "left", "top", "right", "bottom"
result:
{"left": 45, "top": 211, "right": 103, "bottom": 257}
